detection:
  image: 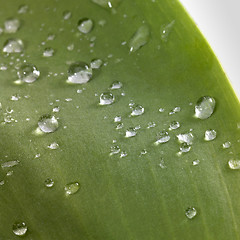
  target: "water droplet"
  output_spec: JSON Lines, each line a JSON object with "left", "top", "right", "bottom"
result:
{"left": 53, "top": 106, "right": 60, "bottom": 113}
{"left": 3, "top": 38, "right": 24, "bottom": 53}
{"left": 194, "top": 96, "right": 216, "bottom": 119}
{"left": 13, "top": 222, "right": 28, "bottom": 236}
{"left": 185, "top": 207, "right": 197, "bottom": 219}
{"left": 1, "top": 160, "right": 20, "bottom": 168}
{"left": 17, "top": 63, "right": 40, "bottom": 83}
{"left": 223, "top": 141, "right": 231, "bottom": 149}
{"left": 18, "top": 4, "right": 29, "bottom": 14}
{"left": 7, "top": 170, "right": 14, "bottom": 176}
{"left": 4, "top": 18, "right": 20, "bottom": 33}
{"left": 45, "top": 178, "right": 54, "bottom": 188}
{"left": 99, "top": 92, "right": 115, "bottom": 105}
{"left": 11, "top": 94, "right": 20, "bottom": 101}
{"left": 90, "top": 59, "right": 103, "bottom": 69}
{"left": 147, "top": 122, "right": 156, "bottom": 129}
{"left": 160, "top": 20, "right": 175, "bottom": 42}
{"left": 228, "top": 160, "right": 240, "bottom": 169}
{"left": 0, "top": 180, "right": 5, "bottom": 185}
{"left": 140, "top": 149, "right": 147, "bottom": 156}
{"left": 159, "top": 158, "right": 167, "bottom": 168}
{"left": 116, "top": 122, "right": 124, "bottom": 130}
{"left": 159, "top": 107, "right": 165, "bottom": 113}
{"left": 48, "top": 142, "right": 59, "bottom": 150}
{"left": 120, "top": 151, "right": 128, "bottom": 158}
{"left": 179, "top": 142, "right": 191, "bottom": 153}
{"left": 109, "top": 81, "right": 123, "bottom": 90}
{"left": 64, "top": 182, "right": 80, "bottom": 195}
{"left": 114, "top": 116, "right": 121, "bottom": 122}
{"left": 92, "top": 0, "right": 121, "bottom": 9}
{"left": 43, "top": 47, "right": 54, "bottom": 57}
{"left": 110, "top": 145, "right": 120, "bottom": 155}
{"left": 169, "top": 106, "right": 181, "bottom": 115}
{"left": 204, "top": 129, "right": 217, "bottom": 141}
{"left": 125, "top": 127, "right": 137, "bottom": 138}
{"left": 63, "top": 10, "right": 72, "bottom": 20}
{"left": 177, "top": 132, "right": 194, "bottom": 145}
{"left": 155, "top": 131, "right": 170, "bottom": 145}
{"left": 38, "top": 115, "right": 58, "bottom": 133}
{"left": 169, "top": 121, "right": 180, "bottom": 130}
{"left": 131, "top": 104, "right": 144, "bottom": 116}
{"left": 78, "top": 18, "right": 94, "bottom": 34}
{"left": 47, "top": 34, "right": 55, "bottom": 41}
{"left": 67, "top": 43, "right": 74, "bottom": 51}
{"left": 129, "top": 25, "right": 150, "bottom": 52}
{"left": 192, "top": 159, "right": 200, "bottom": 166}
{"left": 67, "top": 62, "right": 92, "bottom": 84}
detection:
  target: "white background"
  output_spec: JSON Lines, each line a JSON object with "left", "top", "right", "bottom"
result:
{"left": 180, "top": 0, "right": 240, "bottom": 100}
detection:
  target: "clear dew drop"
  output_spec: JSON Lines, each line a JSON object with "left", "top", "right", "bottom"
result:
{"left": 114, "top": 116, "right": 121, "bottom": 123}
{"left": 3, "top": 38, "right": 24, "bottom": 53}
{"left": 169, "top": 121, "right": 180, "bottom": 130}
{"left": 129, "top": 25, "right": 150, "bottom": 52}
{"left": 160, "top": 20, "right": 175, "bottom": 42}
{"left": 17, "top": 63, "right": 40, "bottom": 83}
{"left": 63, "top": 10, "right": 72, "bottom": 20}
{"left": 48, "top": 142, "right": 59, "bottom": 150}
{"left": 159, "top": 158, "right": 167, "bottom": 169}
{"left": 110, "top": 145, "right": 120, "bottom": 155}
{"left": 38, "top": 115, "right": 58, "bottom": 133}
{"left": 194, "top": 96, "right": 216, "bottom": 119}
{"left": 223, "top": 141, "right": 231, "bottom": 149}
{"left": 64, "top": 182, "right": 80, "bottom": 195}
{"left": 125, "top": 127, "right": 137, "bottom": 138}
{"left": 13, "top": 222, "right": 28, "bottom": 236}
{"left": 140, "top": 149, "right": 147, "bottom": 156}
{"left": 204, "top": 129, "right": 217, "bottom": 141}
{"left": 192, "top": 159, "right": 200, "bottom": 166}
{"left": 169, "top": 106, "right": 181, "bottom": 115}
{"left": 131, "top": 104, "right": 144, "bottom": 116}
{"left": 116, "top": 122, "right": 124, "bottom": 130}
{"left": 1, "top": 160, "right": 20, "bottom": 168}
{"left": 90, "top": 59, "right": 103, "bottom": 69}
{"left": 177, "top": 132, "right": 194, "bottom": 145}
{"left": 120, "top": 151, "right": 128, "bottom": 158}
{"left": 18, "top": 4, "right": 29, "bottom": 14}
{"left": 179, "top": 142, "right": 191, "bottom": 153}
{"left": 45, "top": 178, "right": 54, "bottom": 188}
{"left": 109, "top": 81, "right": 123, "bottom": 90}
{"left": 43, "top": 47, "right": 54, "bottom": 57}
{"left": 185, "top": 207, "right": 197, "bottom": 219}
{"left": 159, "top": 107, "right": 165, "bottom": 113}
{"left": 155, "top": 131, "right": 170, "bottom": 145}
{"left": 228, "top": 160, "right": 240, "bottom": 170}
{"left": 99, "top": 92, "right": 115, "bottom": 105}
{"left": 77, "top": 18, "right": 94, "bottom": 34}
{"left": 4, "top": 18, "right": 20, "bottom": 33}
{"left": 67, "top": 43, "right": 74, "bottom": 51}
{"left": 67, "top": 62, "right": 92, "bottom": 84}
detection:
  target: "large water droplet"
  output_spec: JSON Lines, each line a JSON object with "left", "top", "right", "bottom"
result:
{"left": 3, "top": 38, "right": 24, "bottom": 53}
{"left": 78, "top": 18, "right": 94, "bottom": 34}
{"left": 131, "top": 104, "right": 144, "bottom": 116}
{"left": 204, "top": 129, "right": 217, "bottom": 141}
{"left": 125, "top": 127, "right": 137, "bottom": 138}
{"left": 129, "top": 25, "right": 150, "bottom": 52}
{"left": 64, "top": 182, "right": 80, "bottom": 195}
{"left": 177, "top": 132, "right": 194, "bottom": 145}
{"left": 155, "top": 131, "right": 170, "bottom": 145}
{"left": 17, "top": 64, "right": 40, "bottom": 83}
{"left": 13, "top": 222, "right": 28, "bottom": 236}
{"left": 194, "top": 96, "right": 216, "bottom": 119}
{"left": 160, "top": 20, "right": 175, "bottom": 42}
{"left": 67, "top": 62, "right": 92, "bottom": 84}
{"left": 43, "top": 47, "right": 54, "bottom": 57}
{"left": 38, "top": 115, "right": 58, "bottom": 133}
{"left": 90, "top": 59, "right": 103, "bottom": 69}
{"left": 99, "top": 92, "right": 115, "bottom": 105}
{"left": 45, "top": 178, "right": 54, "bottom": 188}
{"left": 228, "top": 160, "right": 240, "bottom": 169}
{"left": 4, "top": 18, "right": 20, "bottom": 33}
{"left": 185, "top": 207, "right": 197, "bottom": 219}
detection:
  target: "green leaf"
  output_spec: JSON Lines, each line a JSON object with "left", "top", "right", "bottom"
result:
{"left": 0, "top": 0, "right": 239, "bottom": 239}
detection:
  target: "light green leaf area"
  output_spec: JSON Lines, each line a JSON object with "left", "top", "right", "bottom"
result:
{"left": 0, "top": 0, "right": 239, "bottom": 239}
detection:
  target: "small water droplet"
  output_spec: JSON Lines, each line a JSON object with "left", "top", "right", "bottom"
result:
{"left": 159, "top": 107, "right": 165, "bottom": 113}
{"left": 204, "top": 129, "right": 217, "bottom": 141}
{"left": 64, "top": 182, "right": 80, "bottom": 195}
{"left": 177, "top": 132, "right": 194, "bottom": 145}
{"left": 114, "top": 116, "right": 121, "bottom": 122}
{"left": 4, "top": 18, "right": 20, "bottom": 33}
{"left": 90, "top": 59, "right": 103, "bottom": 69}
{"left": 18, "top": 4, "right": 29, "bottom": 14}
{"left": 63, "top": 10, "right": 72, "bottom": 20}
{"left": 38, "top": 115, "right": 58, "bottom": 133}
{"left": 125, "top": 127, "right": 137, "bottom": 138}
{"left": 131, "top": 104, "right": 144, "bottom": 116}
{"left": 116, "top": 122, "right": 124, "bottom": 130}
{"left": 228, "top": 160, "right": 240, "bottom": 169}
{"left": 159, "top": 158, "right": 167, "bottom": 168}
{"left": 53, "top": 106, "right": 60, "bottom": 113}
{"left": 223, "top": 141, "right": 231, "bottom": 149}
{"left": 47, "top": 34, "right": 55, "bottom": 41}
{"left": 147, "top": 122, "right": 156, "bottom": 129}
{"left": 120, "top": 151, "right": 128, "bottom": 158}
{"left": 13, "top": 222, "right": 28, "bottom": 236}
{"left": 48, "top": 142, "right": 59, "bottom": 150}
{"left": 99, "top": 92, "right": 115, "bottom": 105}
{"left": 78, "top": 18, "right": 94, "bottom": 34}
{"left": 185, "top": 207, "right": 197, "bottom": 219}
{"left": 110, "top": 145, "right": 120, "bottom": 155}
{"left": 45, "top": 178, "right": 54, "bottom": 188}
{"left": 92, "top": 0, "right": 121, "bottom": 9}
{"left": 7, "top": 170, "right": 14, "bottom": 176}
{"left": 140, "top": 149, "right": 147, "bottom": 156}
{"left": 11, "top": 94, "right": 20, "bottom": 101}
{"left": 160, "top": 20, "right": 175, "bottom": 42}
{"left": 43, "top": 47, "right": 54, "bottom": 57}
{"left": 194, "top": 96, "right": 216, "bottom": 119}
{"left": 155, "top": 131, "right": 170, "bottom": 145}
{"left": 0, "top": 180, "right": 5, "bottom": 185}
{"left": 67, "top": 62, "right": 92, "bottom": 84}
{"left": 169, "top": 121, "right": 180, "bottom": 130}
{"left": 67, "top": 43, "right": 74, "bottom": 51}
{"left": 179, "top": 142, "right": 191, "bottom": 153}
{"left": 3, "top": 38, "right": 24, "bottom": 53}
{"left": 109, "top": 81, "right": 123, "bottom": 90}
{"left": 17, "top": 63, "right": 40, "bottom": 83}
{"left": 1, "top": 160, "right": 20, "bottom": 168}
{"left": 192, "top": 159, "right": 200, "bottom": 166}
{"left": 129, "top": 25, "right": 150, "bottom": 52}
{"left": 169, "top": 106, "right": 181, "bottom": 115}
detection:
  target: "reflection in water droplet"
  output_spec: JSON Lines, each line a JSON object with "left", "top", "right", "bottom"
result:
{"left": 3, "top": 38, "right": 24, "bottom": 53}
{"left": 169, "top": 121, "right": 180, "bottom": 130}
{"left": 38, "top": 115, "right": 58, "bottom": 133}
{"left": 185, "top": 207, "right": 197, "bottom": 219}
{"left": 129, "top": 25, "right": 150, "bottom": 52}
{"left": 99, "top": 92, "right": 115, "bottom": 105}
{"left": 192, "top": 159, "right": 200, "bottom": 166}
{"left": 228, "top": 160, "right": 240, "bottom": 169}
{"left": 48, "top": 142, "right": 59, "bottom": 150}
{"left": 43, "top": 47, "right": 54, "bottom": 57}
{"left": 45, "top": 178, "right": 54, "bottom": 188}
{"left": 64, "top": 182, "right": 80, "bottom": 195}
{"left": 109, "top": 81, "right": 123, "bottom": 90}
{"left": 125, "top": 127, "right": 137, "bottom": 138}
{"left": 204, "top": 129, "right": 217, "bottom": 141}
{"left": 160, "top": 20, "right": 175, "bottom": 42}
{"left": 78, "top": 18, "right": 94, "bottom": 34}
{"left": 131, "top": 104, "right": 144, "bottom": 116}
{"left": 110, "top": 145, "right": 120, "bottom": 155}
{"left": 63, "top": 10, "right": 72, "bottom": 20}
{"left": 13, "top": 222, "right": 28, "bottom": 236}
{"left": 223, "top": 141, "right": 231, "bottom": 149}
{"left": 177, "top": 132, "right": 194, "bottom": 145}
{"left": 195, "top": 96, "right": 215, "bottom": 119}
{"left": 155, "top": 131, "right": 170, "bottom": 145}
{"left": 17, "top": 63, "right": 40, "bottom": 83}
{"left": 90, "top": 59, "right": 103, "bottom": 69}
{"left": 4, "top": 18, "right": 20, "bottom": 33}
